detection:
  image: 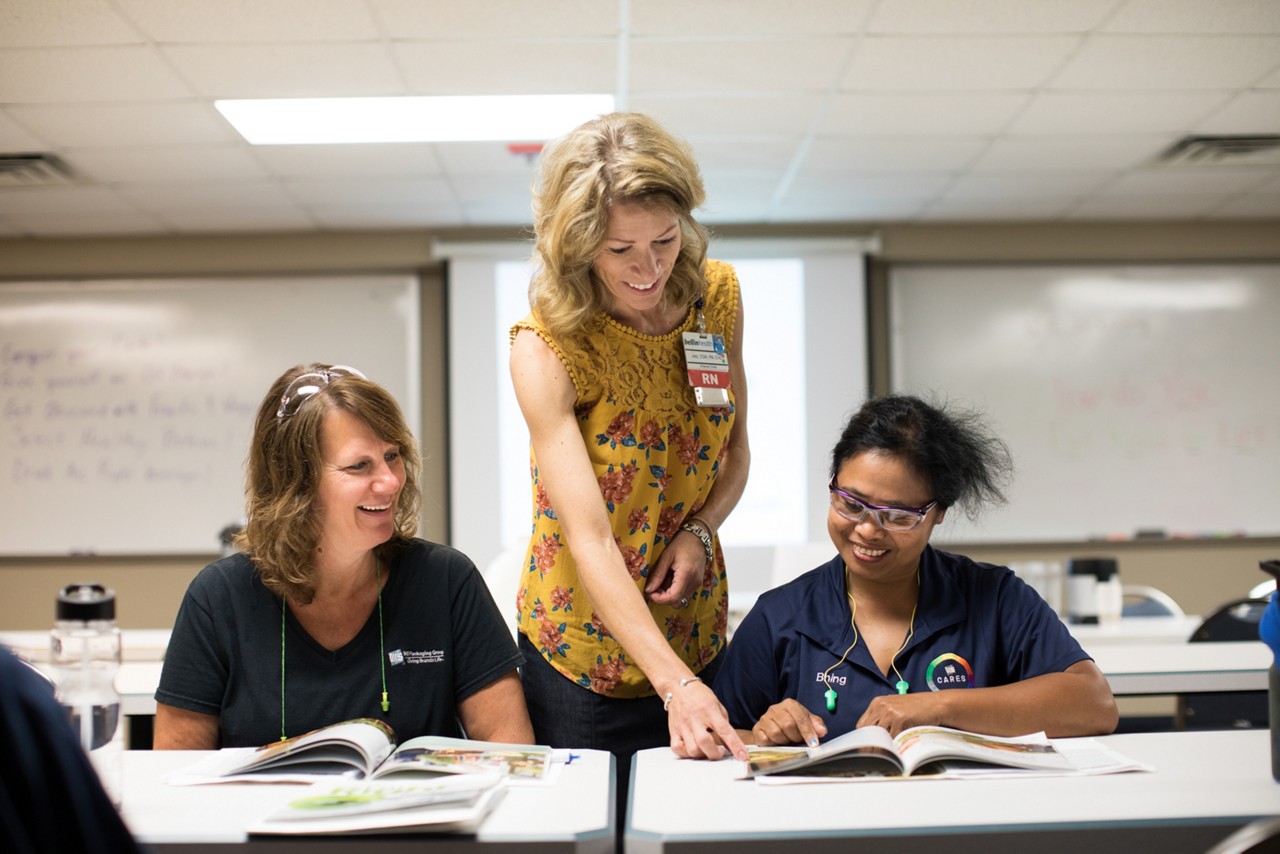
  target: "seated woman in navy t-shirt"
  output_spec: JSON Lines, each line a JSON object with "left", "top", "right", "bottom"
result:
{"left": 712, "top": 394, "right": 1118, "bottom": 747}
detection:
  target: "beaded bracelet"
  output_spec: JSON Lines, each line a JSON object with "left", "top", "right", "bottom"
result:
{"left": 662, "top": 676, "right": 702, "bottom": 711}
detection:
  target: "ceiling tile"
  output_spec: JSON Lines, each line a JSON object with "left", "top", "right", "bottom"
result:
{"left": 920, "top": 195, "right": 1080, "bottom": 219}
{"left": 283, "top": 175, "right": 454, "bottom": 207}
{"left": 822, "top": 93, "right": 1029, "bottom": 135}
{"left": 158, "top": 206, "right": 315, "bottom": 233}
{"left": 2, "top": 0, "right": 1279, "bottom": 234}
{"left": 0, "top": 109, "right": 48, "bottom": 149}
{"left": 115, "top": 180, "right": 297, "bottom": 210}
{"left": 6, "top": 102, "right": 238, "bottom": 147}
{"left": 254, "top": 143, "right": 444, "bottom": 178}
{"left": 867, "top": 0, "right": 1118, "bottom": 33}
{"left": 631, "top": 39, "right": 850, "bottom": 94}
{"left": 112, "top": 0, "right": 381, "bottom": 42}
{"left": 0, "top": 46, "right": 192, "bottom": 102}
{"left": 308, "top": 201, "right": 464, "bottom": 229}
{"left": 698, "top": 172, "right": 784, "bottom": 223}
{"left": 1207, "top": 191, "right": 1280, "bottom": 217}
{"left": 787, "top": 170, "right": 954, "bottom": 198}
{"left": 1192, "top": 92, "right": 1280, "bottom": 134}
{"left": 0, "top": 210, "right": 168, "bottom": 236}
{"left": 164, "top": 44, "right": 406, "bottom": 99}
{"left": 63, "top": 144, "right": 266, "bottom": 183}
{"left": 1065, "top": 192, "right": 1228, "bottom": 218}
{"left": 1049, "top": 35, "right": 1280, "bottom": 89}
{"left": 0, "top": 184, "right": 140, "bottom": 215}
{"left": 461, "top": 198, "right": 536, "bottom": 226}
{"left": 805, "top": 136, "right": 988, "bottom": 171}
{"left": 394, "top": 40, "right": 615, "bottom": 95}
{"left": 627, "top": 94, "right": 822, "bottom": 137}
{"left": 770, "top": 194, "right": 929, "bottom": 221}
{"left": 0, "top": 0, "right": 141, "bottom": 47}
{"left": 842, "top": 36, "right": 1080, "bottom": 90}
{"left": 433, "top": 142, "right": 540, "bottom": 175}
{"left": 680, "top": 136, "right": 798, "bottom": 172}
{"left": 1009, "top": 92, "right": 1234, "bottom": 135}
{"left": 447, "top": 171, "right": 535, "bottom": 205}
{"left": 973, "top": 135, "right": 1165, "bottom": 170}
{"left": 1103, "top": 0, "right": 1280, "bottom": 34}
{"left": 370, "top": 0, "right": 616, "bottom": 38}
{"left": 1100, "top": 167, "right": 1272, "bottom": 195}
{"left": 631, "top": 0, "right": 875, "bottom": 36}
{"left": 944, "top": 170, "right": 1113, "bottom": 197}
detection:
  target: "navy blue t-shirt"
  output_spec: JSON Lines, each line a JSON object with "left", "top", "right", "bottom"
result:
{"left": 157, "top": 538, "right": 523, "bottom": 747}
{"left": 712, "top": 545, "right": 1090, "bottom": 740}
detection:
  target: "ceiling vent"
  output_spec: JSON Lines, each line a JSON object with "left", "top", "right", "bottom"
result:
{"left": 1154, "top": 135, "right": 1280, "bottom": 167}
{"left": 0, "top": 152, "right": 79, "bottom": 187}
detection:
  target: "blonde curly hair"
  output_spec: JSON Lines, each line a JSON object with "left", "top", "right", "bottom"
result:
{"left": 529, "top": 111, "right": 710, "bottom": 339}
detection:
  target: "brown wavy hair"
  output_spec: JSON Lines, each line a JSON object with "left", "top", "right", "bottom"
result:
{"left": 235, "top": 364, "right": 421, "bottom": 603}
{"left": 529, "top": 111, "right": 710, "bottom": 339}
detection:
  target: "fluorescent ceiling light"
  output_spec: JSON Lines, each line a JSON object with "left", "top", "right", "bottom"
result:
{"left": 214, "top": 94, "right": 615, "bottom": 145}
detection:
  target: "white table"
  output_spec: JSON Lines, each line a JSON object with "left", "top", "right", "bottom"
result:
{"left": 1091, "top": 641, "right": 1271, "bottom": 695}
{"left": 1, "top": 627, "right": 171, "bottom": 663}
{"left": 122, "top": 748, "right": 614, "bottom": 851}
{"left": 1066, "top": 615, "right": 1201, "bottom": 646}
{"left": 626, "top": 730, "right": 1280, "bottom": 853}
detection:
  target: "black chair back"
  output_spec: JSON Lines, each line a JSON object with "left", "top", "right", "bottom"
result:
{"left": 1178, "top": 597, "right": 1270, "bottom": 730}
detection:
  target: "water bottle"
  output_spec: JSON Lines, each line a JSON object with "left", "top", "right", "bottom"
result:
{"left": 51, "top": 583, "right": 123, "bottom": 807}
{"left": 1259, "top": 564, "right": 1280, "bottom": 781}
{"left": 1067, "top": 557, "right": 1120, "bottom": 625}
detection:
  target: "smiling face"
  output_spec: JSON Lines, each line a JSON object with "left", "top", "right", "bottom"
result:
{"left": 591, "top": 199, "right": 682, "bottom": 327}
{"left": 314, "top": 407, "right": 405, "bottom": 560}
{"left": 827, "top": 450, "right": 945, "bottom": 589}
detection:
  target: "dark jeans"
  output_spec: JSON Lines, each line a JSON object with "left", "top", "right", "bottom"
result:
{"left": 517, "top": 633, "right": 725, "bottom": 837}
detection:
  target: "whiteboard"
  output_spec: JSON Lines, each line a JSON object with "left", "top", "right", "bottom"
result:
{"left": 890, "top": 263, "right": 1280, "bottom": 543}
{"left": 0, "top": 276, "right": 419, "bottom": 556}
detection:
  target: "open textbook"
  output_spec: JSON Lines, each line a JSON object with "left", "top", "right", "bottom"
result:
{"left": 746, "top": 724, "right": 1150, "bottom": 781}
{"left": 167, "top": 718, "right": 554, "bottom": 785}
{"left": 247, "top": 774, "right": 505, "bottom": 836}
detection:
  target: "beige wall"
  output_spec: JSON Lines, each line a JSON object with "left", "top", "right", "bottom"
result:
{"left": 1, "top": 221, "right": 1278, "bottom": 631}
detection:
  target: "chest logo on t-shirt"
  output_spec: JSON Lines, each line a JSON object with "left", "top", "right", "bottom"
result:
{"left": 387, "top": 648, "right": 444, "bottom": 666}
{"left": 925, "top": 653, "right": 974, "bottom": 691}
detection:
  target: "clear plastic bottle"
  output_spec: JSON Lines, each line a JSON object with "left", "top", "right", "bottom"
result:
{"left": 51, "top": 583, "right": 123, "bottom": 807}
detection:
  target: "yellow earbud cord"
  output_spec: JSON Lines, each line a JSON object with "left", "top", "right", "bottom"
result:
{"left": 823, "top": 567, "right": 919, "bottom": 711}
{"left": 821, "top": 587, "right": 859, "bottom": 689}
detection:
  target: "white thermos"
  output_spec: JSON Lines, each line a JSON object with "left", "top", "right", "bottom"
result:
{"left": 1067, "top": 558, "right": 1120, "bottom": 625}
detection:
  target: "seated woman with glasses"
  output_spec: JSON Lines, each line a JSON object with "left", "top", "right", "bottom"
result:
{"left": 712, "top": 394, "right": 1117, "bottom": 747}
{"left": 154, "top": 364, "right": 533, "bottom": 749}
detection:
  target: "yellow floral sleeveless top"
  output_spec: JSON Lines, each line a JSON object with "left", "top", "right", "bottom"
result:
{"left": 509, "top": 260, "right": 740, "bottom": 698}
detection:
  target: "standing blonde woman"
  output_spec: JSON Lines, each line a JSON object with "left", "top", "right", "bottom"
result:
{"left": 509, "top": 112, "right": 750, "bottom": 768}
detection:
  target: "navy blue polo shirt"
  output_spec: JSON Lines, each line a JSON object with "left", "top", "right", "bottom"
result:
{"left": 712, "top": 545, "right": 1090, "bottom": 740}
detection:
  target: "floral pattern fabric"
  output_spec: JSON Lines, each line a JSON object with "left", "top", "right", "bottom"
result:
{"left": 509, "top": 260, "right": 740, "bottom": 698}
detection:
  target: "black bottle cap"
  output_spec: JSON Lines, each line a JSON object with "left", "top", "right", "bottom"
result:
{"left": 56, "top": 583, "right": 116, "bottom": 621}
{"left": 1068, "top": 557, "right": 1119, "bottom": 581}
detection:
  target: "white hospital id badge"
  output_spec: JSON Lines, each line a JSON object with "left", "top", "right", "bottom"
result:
{"left": 682, "top": 331, "right": 730, "bottom": 408}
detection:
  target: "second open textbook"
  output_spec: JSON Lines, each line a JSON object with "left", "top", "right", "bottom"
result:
{"left": 745, "top": 724, "right": 1150, "bottom": 780}
{"left": 166, "top": 718, "right": 555, "bottom": 784}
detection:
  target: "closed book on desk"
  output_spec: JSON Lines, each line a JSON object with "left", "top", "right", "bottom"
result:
{"left": 247, "top": 775, "right": 504, "bottom": 836}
